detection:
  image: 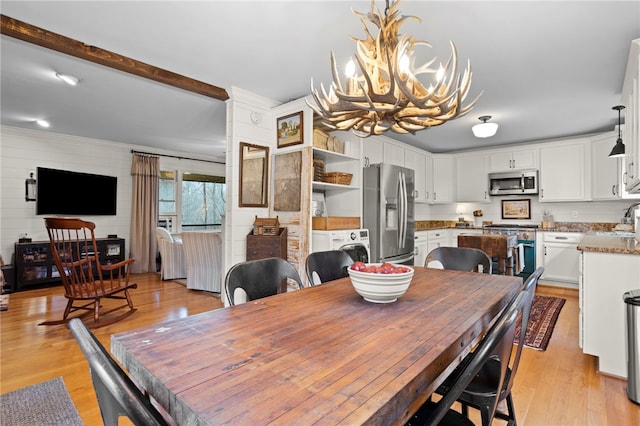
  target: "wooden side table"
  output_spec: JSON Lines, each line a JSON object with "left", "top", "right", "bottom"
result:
{"left": 246, "top": 227, "right": 287, "bottom": 261}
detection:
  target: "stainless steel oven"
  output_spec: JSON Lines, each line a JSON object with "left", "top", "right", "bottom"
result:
{"left": 483, "top": 224, "right": 537, "bottom": 280}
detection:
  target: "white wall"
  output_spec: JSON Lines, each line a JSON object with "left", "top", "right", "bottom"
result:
{"left": 0, "top": 125, "right": 224, "bottom": 265}
{"left": 223, "top": 87, "right": 278, "bottom": 289}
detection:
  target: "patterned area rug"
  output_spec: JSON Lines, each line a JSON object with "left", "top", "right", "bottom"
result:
{"left": 0, "top": 377, "right": 83, "bottom": 425}
{"left": 515, "top": 295, "right": 566, "bottom": 351}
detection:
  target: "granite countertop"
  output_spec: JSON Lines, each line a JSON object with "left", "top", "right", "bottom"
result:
{"left": 415, "top": 220, "right": 483, "bottom": 231}
{"left": 415, "top": 220, "right": 625, "bottom": 233}
{"left": 577, "top": 235, "right": 640, "bottom": 255}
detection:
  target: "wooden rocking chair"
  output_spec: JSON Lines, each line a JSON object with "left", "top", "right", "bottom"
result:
{"left": 40, "top": 218, "right": 137, "bottom": 327}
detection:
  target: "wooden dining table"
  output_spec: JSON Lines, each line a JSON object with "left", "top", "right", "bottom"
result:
{"left": 111, "top": 267, "right": 522, "bottom": 425}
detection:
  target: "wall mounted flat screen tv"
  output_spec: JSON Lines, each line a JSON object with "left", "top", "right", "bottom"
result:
{"left": 36, "top": 167, "right": 118, "bottom": 215}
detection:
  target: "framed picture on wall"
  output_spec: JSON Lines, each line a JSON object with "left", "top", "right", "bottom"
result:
{"left": 501, "top": 199, "right": 531, "bottom": 219}
{"left": 277, "top": 111, "right": 303, "bottom": 148}
{"left": 274, "top": 150, "right": 302, "bottom": 211}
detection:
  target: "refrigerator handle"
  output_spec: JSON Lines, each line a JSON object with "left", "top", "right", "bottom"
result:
{"left": 397, "top": 172, "right": 404, "bottom": 248}
{"left": 382, "top": 252, "right": 414, "bottom": 265}
{"left": 399, "top": 171, "right": 407, "bottom": 249}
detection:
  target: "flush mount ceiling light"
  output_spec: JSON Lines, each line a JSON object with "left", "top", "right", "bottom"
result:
{"left": 55, "top": 72, "right": 79, "bottom": 86}
{"left": 35, "top": 119, "right": 50, "bottom": 128}
{"left": 608, "top": 105, "right": 626, "bottom": 158}
{"left": 472, "top": 115, "right": 498, "bottom": 138}
{"left": 308, "top": 0, "right": 479, "bottom": 137}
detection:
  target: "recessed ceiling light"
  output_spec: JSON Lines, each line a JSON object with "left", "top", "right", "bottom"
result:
{"left": 36, "top": 119, "right": 50, "bottom": 128}
{"left": 55, "top": 72, "right": 79, "bottom": 86}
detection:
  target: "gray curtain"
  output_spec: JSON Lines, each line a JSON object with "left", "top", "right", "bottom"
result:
{"left": 130, "top": 154, "right": 159, "bottom": 273}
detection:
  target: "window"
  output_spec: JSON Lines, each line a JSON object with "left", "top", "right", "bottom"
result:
{"left": 159, "top": 171, "right": 177, "bottom": 232}
{"left": 181, "top": 172, "right": 226, "bottom": 231}
{"left": 158, "top": 170, "right": 226, "bottom": 233}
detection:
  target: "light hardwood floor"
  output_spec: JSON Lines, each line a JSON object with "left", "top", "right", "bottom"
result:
{"left": 1, "top": 274, "right": 638, "bottom": 425}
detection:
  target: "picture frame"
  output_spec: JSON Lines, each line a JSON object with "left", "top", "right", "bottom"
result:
{"left": 277, "top": 111, "right": 303, "bottom": 148}
{"left": 239, "top": 142, "right": 269, "bottom": 207}
{"left": 274, "top": 150, "right": 302, "bottom": 211}
{"left": 501, "top": 199, "right": 531, "bottom": 220}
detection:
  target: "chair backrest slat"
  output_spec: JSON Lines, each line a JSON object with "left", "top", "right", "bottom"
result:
{"left": 46, "top": 217, "right": 105, "bottom": 298}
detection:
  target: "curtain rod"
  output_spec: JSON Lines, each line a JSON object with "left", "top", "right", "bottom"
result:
{"left": 130, "top": 149, "right": 225, "bottom": 165}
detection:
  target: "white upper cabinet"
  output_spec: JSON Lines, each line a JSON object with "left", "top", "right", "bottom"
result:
{"left": 489, "top": 148, "right": 538, "bottom": 172}
{"left": 539, "top": 139, "right": 590, "bottom": 202}
{"left": 431, "top": 155, "right": 455, "bottom": 203}
{"left": 362, "top": 137, "right": 383, "bottom": 166}
{"left": 384, "top": 141, "right": 405, "bottom": 167}
{"left": 404, "top": 148, "right": 427, "bottom": 203}
{"left": 424, "top": 154, "right": 434, "bottom": 203}
{"left": 362, "top": 136, "right": 405, "bottom": 167}
{"left": 456, "top": 153, "right": 490, "bottom": 202}
{"left": 622, "top": 39, "right": 640, "bottom": 193}
{"left": 591, "top": 131, "right": 621, "bottom": 200}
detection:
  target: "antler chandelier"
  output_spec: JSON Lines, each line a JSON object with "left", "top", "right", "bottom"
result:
{"left": 308, "top": 0, "right": 480, "bottom": 137}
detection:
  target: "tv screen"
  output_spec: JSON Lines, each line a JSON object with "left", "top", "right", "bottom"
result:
{"left": 36, "top": 167, "right": 118, "bottom": 215}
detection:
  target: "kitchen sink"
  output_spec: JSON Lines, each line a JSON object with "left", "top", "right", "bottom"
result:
{"left": 594, "top": 231, "right": 636, "bottom": 238}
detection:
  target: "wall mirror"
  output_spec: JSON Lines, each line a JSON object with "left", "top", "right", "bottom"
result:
{"left": 239, "top": 142, "right": 269, "bottom": 207}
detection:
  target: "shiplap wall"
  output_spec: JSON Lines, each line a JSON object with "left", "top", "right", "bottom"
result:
{"left": 0, "top": 125, "right": 224, "bottom": 266}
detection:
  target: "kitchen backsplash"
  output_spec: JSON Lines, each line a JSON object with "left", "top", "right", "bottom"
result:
{"left": 418, "top": 198, "right": 633, "bottom": 225}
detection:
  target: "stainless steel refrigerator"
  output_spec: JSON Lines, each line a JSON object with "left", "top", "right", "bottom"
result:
{"left": 363, "top": 163, "right": 415, "bottom": 265}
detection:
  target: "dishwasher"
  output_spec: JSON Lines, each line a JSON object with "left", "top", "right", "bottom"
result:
{"left": 542, "top": 232, "right": 584, "bottom": 285}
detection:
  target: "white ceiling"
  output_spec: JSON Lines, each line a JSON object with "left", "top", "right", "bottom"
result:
{"left": 1, "top": 1, "right": 639, "bottom": 159}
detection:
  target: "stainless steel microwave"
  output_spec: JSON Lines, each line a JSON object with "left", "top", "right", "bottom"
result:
{"left": 488, "top": 169, "right": 539, "bottom": 195}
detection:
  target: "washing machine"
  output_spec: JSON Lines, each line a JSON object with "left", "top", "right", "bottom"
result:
{"left": 311, "top": 229, "right": 370, "bottom": 263}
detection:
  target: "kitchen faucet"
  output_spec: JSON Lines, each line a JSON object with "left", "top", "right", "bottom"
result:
{"left": 623, "top": 202, "right": 640, "bottom": 230}
{"left": 624, "top": 202, "right": 640, "bottom": 219}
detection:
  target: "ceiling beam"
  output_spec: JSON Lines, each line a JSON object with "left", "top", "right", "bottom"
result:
{"left": 1, "top": 14, "right": 229, "bottom": 101}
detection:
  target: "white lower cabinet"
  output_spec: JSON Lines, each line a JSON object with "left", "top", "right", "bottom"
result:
{"left": 581, "top": 250, "right": 640, "bottom": 377}
{"left": 426, "top": 230, "right": 449, "bottom": 255}
{"left": 541, "top": 232, "right": 583, "bottom": 286}
{"left": 414, "top": 231, "right": 429, "bottom": 266}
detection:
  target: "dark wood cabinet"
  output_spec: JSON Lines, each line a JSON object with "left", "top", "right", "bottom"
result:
{"left": 246, "top": 228, "right": 287, "bottom": 261}
{"left": 14, "top": 238, "right": 125, "bottom": 291}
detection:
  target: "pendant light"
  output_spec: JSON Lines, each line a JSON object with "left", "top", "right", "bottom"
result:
{"left": 609, "top": 105, "right": 625, "bottom": 158}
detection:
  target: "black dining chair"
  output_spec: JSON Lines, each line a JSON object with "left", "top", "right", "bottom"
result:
{"left": 305, "top": 250, "right": 354, "bottom": 285}
{"left": 443, "top": 267, "right": 544, "bottom": 426}
{"left": 425, "top": 246, "right": 492, "bottom": 274}
{"left": 406, "top": 276, "right": 526, "bottom": 426}
{"left": 67, "top": 318, "right": 169, "bottom": 426}
{"left": 225, "top": 257, "right": 304, "bottom": 306}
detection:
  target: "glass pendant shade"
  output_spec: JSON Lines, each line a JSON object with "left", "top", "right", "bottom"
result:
{"left": 472, "top": 116, "right": 498, "bottom": 138}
